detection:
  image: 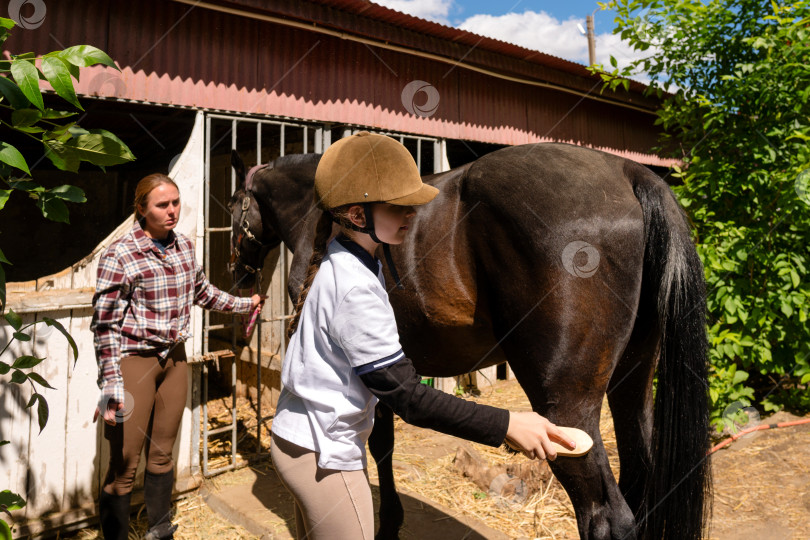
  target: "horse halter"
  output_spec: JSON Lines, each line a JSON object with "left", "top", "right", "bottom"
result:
{"left": 230, "top": 164, "right": 269, "bottom": 276}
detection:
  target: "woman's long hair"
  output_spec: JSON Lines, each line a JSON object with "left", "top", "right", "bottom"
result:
{"left": 286, "top": 208, "right": 350, "bottom": 338}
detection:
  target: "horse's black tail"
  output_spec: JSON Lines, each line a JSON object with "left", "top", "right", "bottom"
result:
{"left": 629, "top": 162, "right": 712, "bottom": 540}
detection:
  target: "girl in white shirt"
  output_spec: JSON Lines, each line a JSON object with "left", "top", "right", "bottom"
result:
{"left": 271, "top": 132, "right": 576, "bottom": 540}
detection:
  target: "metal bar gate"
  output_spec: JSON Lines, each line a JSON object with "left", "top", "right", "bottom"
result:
{"left": 199, "top": 114, "right": 441, "bottom": 478}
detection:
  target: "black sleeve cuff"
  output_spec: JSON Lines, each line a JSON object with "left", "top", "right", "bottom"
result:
{"left": 360, "top": 357, "right": 509, "bottom": 447}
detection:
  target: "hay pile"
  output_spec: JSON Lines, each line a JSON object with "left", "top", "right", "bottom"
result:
{"left": 204, "top": 395, "right": 275, "bottom": 470}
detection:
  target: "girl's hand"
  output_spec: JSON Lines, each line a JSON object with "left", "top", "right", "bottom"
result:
{"left": 504, "top": 411, "right": 577, "bottom": 461}
{"left": 250, "top": 294, "right": 268, "bottom": 310}
{"left": 93, "top": 400, "right": 124, "bottom": 426}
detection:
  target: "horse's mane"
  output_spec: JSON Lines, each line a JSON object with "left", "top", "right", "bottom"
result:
{"left": 270, "top": 153, "right": 321, "bottom": 171}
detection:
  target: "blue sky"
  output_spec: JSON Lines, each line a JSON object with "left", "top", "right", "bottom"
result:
{"left": 372, "top": 0, "right": 644, "bottom": 70}
{"left": 437, "top": 0, "right": 614, "bottom": 32}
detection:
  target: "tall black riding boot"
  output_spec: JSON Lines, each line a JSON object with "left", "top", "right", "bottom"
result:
{"left": 98, "top": 489, "right": 131, "bottom": 540}
{"left": 143, "top": 469, "right": 178, "bottom": 540}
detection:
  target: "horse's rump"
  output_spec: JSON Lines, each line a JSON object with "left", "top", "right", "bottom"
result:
{"left": 393, "top": 144, "right": 648, "bottom": 380}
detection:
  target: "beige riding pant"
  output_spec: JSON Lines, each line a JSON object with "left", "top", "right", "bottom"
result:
{"left": 103, "top": 347, "right": 187, "bottom": 495}
{"left": 271, "top": 434, "right": 374, "bottom": 540}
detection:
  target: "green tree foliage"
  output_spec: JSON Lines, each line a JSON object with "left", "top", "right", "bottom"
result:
{"left": 597, "top": 0, "right": 810, "bottom": 429}
{"left": 0, "top": 18, "right": 135, "bottom": 308}
{"left": 0, "top": 17, "right": 134, "bottom": 538}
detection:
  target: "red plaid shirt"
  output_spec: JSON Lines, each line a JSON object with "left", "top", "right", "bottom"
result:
{"left": 91, "top": 220, "right": 253, "bottom": 405}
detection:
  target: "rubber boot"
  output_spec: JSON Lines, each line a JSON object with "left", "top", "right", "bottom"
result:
{"left": 98, "top": 489, "right": 131, "bottom": 540}
{"left": 143, "top": 469, "right": 178, "bottom": 540}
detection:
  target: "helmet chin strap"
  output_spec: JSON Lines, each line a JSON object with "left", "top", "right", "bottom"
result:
{"left": 363, "top": 204, "right": 405, "bottom": 290}
{"left": 361, "top": 203, "right": 381, "bottom": 243}
{"left": 327, "top": 205, "right": 405, "bottom": 290}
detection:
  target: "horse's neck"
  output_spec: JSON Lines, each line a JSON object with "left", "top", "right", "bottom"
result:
{"left": 257, "top": 155, "right": 320, "bottom": 253}
{"left": 282, "top": 200, "right": 320, "bottom": 254}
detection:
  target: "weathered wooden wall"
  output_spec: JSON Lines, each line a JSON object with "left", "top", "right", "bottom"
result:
{"left": 0, "top": 112, "right": 206, "bottom": 537}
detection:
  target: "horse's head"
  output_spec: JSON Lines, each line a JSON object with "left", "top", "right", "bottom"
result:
{"left": 227, "top": 150, "right": 282, "bottom": 288}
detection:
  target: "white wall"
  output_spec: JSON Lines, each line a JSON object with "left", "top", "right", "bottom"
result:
{"left": 0, "top": 111, "right": 206, "bottom": 537}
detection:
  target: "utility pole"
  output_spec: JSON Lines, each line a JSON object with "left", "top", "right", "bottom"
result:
{"left": 586, "top": 14, "right": 596, "bottom": 66}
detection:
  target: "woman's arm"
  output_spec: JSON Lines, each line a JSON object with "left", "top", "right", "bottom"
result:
{"left": 90, "top": 248, "right": 129, "bottom": 415}
{"left": 333, "top": 284, "right": 575, "bottom": 458}
{"left": 192, "top": 266, "right": 262, "bottom": 314}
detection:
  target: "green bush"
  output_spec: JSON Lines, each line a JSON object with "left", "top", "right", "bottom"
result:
{"left": 597, "top": 0, "right": 810, "bottom": 429}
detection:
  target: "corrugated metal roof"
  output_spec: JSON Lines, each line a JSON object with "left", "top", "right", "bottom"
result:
{"left": 224, "top": 0, "right": 654, "bottom": 102}
{"left": 2, "top": 0, "right": 673, "bottom": 166}
{"left": 316, "top": 0, "right": 599, "bottom": 76}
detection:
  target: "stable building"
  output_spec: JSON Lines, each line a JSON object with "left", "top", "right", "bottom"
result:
{"left": 0, "top": 0, "right": 670, "bottom": 535}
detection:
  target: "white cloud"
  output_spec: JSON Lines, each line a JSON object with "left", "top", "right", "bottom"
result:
{"left": 458, "top": 10, "right": 649, "bottom": 71}
{"left": 458, "top": 10, "right": 660, "bottom": 86}
{"left": 372, "top": 4, "right": 653, "bottom": 82}
{"left": 372, "top": 0, "right": 455, "bottom": 25}
{"left": 459, "top": 11, "right": 586, "bottom": 61}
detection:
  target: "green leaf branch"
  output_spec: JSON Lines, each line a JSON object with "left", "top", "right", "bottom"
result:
{"left": 1, "top": 310, "right": 76, "bottom": 433}
{"left": 598, "top": 0, "right": 810, "bottom": 429}
{"left": 0, "top": 16, "right": 135, "bottom": 310}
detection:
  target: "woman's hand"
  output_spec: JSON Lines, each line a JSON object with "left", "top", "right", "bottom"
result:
{"left": 504, "top": 411, "right": 577, "bottom": 461}
{"left": 93, "top": 400, "right": 124, "bottom": 426}
{"left": 250, "top": 294, "right": 268, "bottom": 310}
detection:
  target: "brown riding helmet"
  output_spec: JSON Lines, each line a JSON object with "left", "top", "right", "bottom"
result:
{"left": 314, "top": 131, "right": 439, "bottom": 209}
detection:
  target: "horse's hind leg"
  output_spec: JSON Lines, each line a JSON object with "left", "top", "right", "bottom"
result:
{"left": 505, "top": 342, "right": 637, "bottom": 540}
{"left": 507, "top": 345, "right": 637, "bottom": 540}
{"left": 489, "top": 272, "right": 640, "bottom": 540}
{"left": 368, "top": 403, "right": 403, "bottom": 540}
{"left": 606, "top": 318, "right": 658, "bottom": 524}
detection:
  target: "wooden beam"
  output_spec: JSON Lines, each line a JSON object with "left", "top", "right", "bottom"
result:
{"left": 4, "top": 287, "right": 95, "bottom": 314}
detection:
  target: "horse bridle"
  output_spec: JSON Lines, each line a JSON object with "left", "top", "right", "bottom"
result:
{"left": 230, "top": 164, "right": 270, "bottom": 276}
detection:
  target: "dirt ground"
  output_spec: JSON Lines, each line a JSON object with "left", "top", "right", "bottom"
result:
{"left": 379, "top": 379, "right": 810, "bottom": 539}
{"left": 61, "top": 378, "right": 810, "bottom": 539}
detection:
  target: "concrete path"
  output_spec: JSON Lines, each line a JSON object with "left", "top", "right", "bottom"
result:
{"left": 200, "top": 461, "right": 509, "bottom": 539}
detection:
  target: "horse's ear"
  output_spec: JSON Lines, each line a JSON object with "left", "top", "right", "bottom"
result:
{"left": 231, "top": 149, "right": 247, "bottom": 188}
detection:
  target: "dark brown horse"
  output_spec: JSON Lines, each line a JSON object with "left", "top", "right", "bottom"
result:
{"left": 228, "top": 143, "right": 712, "bottom": 540}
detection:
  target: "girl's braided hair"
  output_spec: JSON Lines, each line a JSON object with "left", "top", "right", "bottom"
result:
{"left": 286, "top": 207, "right": 352, "bottom": 339}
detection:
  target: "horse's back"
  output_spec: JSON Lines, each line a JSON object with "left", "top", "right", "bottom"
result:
{"left": 461, "top": 142, "right": 646, "bottom": 261}
{"left": 392, "top": 143, "right": 650, "bottom": 374}
{"left": 463, "top": 143, "right": 641, "bottom": 229}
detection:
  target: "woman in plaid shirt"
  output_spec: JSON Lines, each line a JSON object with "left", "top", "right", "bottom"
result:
{"left": 91, "top": 174, "right": 264, "bottom": 540}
